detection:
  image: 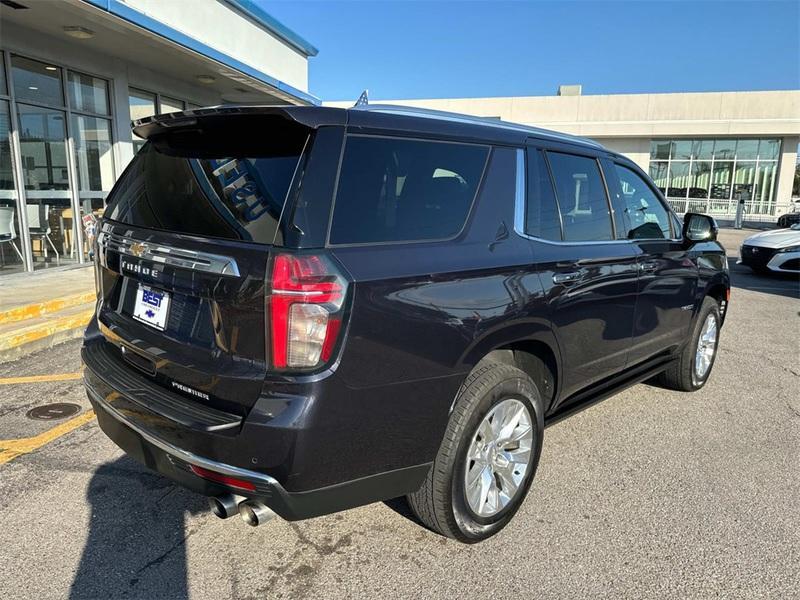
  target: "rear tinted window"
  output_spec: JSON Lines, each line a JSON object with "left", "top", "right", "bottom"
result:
{"left": 329, "top": 136, "right": 488, "bottom": 245}
{"left": 547, "top": 152, "right": 613, "bottom": 242}
{"left": 105, "top": 117, "right": 308, "bottom": 243}
{"left": 525, "top": 149, "right": 562, "bottom": 240}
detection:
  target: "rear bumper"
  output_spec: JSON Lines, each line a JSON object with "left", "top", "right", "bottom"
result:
{"left": 82, "top": 330, "right": 437, "bottom": 520}
{"left": 87, "top": 385, "right": 430, "bottom": 520}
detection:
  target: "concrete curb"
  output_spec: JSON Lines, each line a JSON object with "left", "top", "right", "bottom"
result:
{"left": 0, "top": 307, "right": 94, "bottom": 363}
{"left": 0, "top": 292, "right": 96, "bottom": 325}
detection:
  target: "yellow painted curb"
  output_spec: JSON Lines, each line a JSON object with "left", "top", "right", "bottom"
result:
{"left": 0, "top": 371, "right": 84, "bottom": 385}
{"left": 0, "top": 410, "right": 96, "bottom": 465}
{"left": 0, "top": 308, "right": 95, "bottom": 351}
{"left": 0, "top": 292, "right": 96, "bottom": 325}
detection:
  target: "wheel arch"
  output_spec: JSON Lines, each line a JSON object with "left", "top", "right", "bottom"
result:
{"left": 461, "top": 325, "right": 562, "bottom": 413}
{"left": 702, "top": 275, "right": 730, "bottom": 325}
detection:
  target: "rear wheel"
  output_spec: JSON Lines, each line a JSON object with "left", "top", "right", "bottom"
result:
{"left": 659, "top": 296, "right": 721, "bottom": 391}
{"left": 407, "top": 360, "right": 544, "bottom": 543}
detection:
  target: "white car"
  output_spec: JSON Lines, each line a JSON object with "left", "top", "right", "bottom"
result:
{"left": 738, "top": 224, "right": 800, "bottom": 273}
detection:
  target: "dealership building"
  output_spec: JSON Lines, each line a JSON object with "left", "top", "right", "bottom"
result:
{"left": 1, "top": 0, "right": 799, "bottom": 281}
{"left": 0, "top": 0, "right": 317, "bottom": 277}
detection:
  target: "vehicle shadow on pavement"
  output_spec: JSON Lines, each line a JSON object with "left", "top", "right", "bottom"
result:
{"left": 728, "top": 259, "right": 800, "bottom": 300}
{"left": 69, "top": 456, "right": 206, "bottom": 600}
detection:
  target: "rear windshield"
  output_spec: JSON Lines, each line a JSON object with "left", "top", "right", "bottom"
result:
{"left": 329, "top": 136, "right": 489, "bottom": 245}
{"left": 105, "top": 116, "right": 309, "bottom": 244}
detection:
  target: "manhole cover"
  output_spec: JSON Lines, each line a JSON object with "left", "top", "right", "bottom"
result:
{"left": 26, "top": 403, "right": 82, "bottom": 421}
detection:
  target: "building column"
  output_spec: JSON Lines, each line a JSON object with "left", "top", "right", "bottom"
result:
{"left": 775, "top": 136, "right": 799, "bottom": 217}
{"left": 110, "top": 59, "right": 135, "bottom": 175}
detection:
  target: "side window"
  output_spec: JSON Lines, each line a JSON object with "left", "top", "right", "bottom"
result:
{"left": 613, "top": 164, "right": 672, "bottom": 239}
{"left": 329, "top": 136, "right": 489, "bottom": 245}
{"left": 547, "top": 152, "right": 613, "bottom": 242}
{"left": 525, "top": 149, "right": 562, "bottom": 240}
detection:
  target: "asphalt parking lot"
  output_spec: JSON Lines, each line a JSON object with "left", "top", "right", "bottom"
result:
{"left": 0, "top": 229, "right": 798, "bottom": 599}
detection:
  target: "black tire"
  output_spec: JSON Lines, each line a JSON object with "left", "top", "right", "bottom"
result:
{"left": 658, "top": 296, "right": 721, "bottom": 392}
{"left": 407, "top": 360, "right": 544, "bottom": 543}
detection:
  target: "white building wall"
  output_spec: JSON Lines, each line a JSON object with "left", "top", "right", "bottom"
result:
{"left": 121, "top": 0, "right": 309, "bottom": 92}
{"left": 344, "top": 91, "right": 800, "bottom": 138}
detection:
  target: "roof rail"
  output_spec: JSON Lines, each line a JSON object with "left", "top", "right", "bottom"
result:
{"left": 352, "top": 103, "right": 603, "bottom": 148}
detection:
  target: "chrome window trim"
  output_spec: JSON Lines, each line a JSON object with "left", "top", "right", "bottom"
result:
{"left": 97, "top": 230, "right": 241, "bottom": 277}
{"left": 513, "top": 147, "right": 682, "bottom": 246}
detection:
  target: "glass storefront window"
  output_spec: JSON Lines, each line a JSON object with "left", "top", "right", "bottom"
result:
{"left": 0, "top": 100, "right": 24, "bottom": 274}
{"left": 71, "top": 115, "right": 114, "bottom": 192}
{"left": 690, "top": 161, "right": 711, "bottom": 198}
{"left": 709, "top": 161, "right": 732, "bottom": 200}
{"left": 0, "top": 52, "right": 6, "bottom": 95}
{"left": 650, "top": 138, "right": 781, "bottom": 215}
{"left": 160, "top": 96, "right": 184, "bottom": 114}
{"left": 11, "top": 55, "right": 63, "bottom": 106}
{"left": 691, "top": 140, "right": 714, "bottom": 160}
{"left": 735, "top": 139, "right": 759, "bottom": 160}
{"left": 754, "top": 162, "right": 777, "bottom": 210}
{"left": 732, "top": 162, "right": 756, "bottom": 201}
{"left": 17, "top": 105, "right": 69, "bottom": 191}
{"left": 648, "top": 161, "right": 669, "bottom": 194}
{"left": 672, "top": 140, "right": 692, "bottom": 160}
{"left": 0, "top": 52, "right": 118, "bottom": 274}
{"left": 0, "top": 102, "right": 14, "bottom": 190}
{"left": 712, "top": 139, "right": 736, "bottom": 160}
{"left": 17, "top": 104, "right": 74, "bottom": 269}
{"left": 758, "top": 139, "right": 780, "bottom": 160}
{"left": 68, "top": 71, "right": 109, "bottom": 116}
{"left": 129, "top": 88, "right": 156, "bottom": 153}
{"left": 650, "top": 138, "right": 782, "bottom": 163}
{"left": 650, "top": 141, "right": 672, "bottom": 160}
{"left": 667, "top": 161, "right": 689, "bottom": 198}
{"left": 128, "top": 88, "right": 156, "bottom": 121}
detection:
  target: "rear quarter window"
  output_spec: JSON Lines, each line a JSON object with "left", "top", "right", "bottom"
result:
{"left": 329, "top": 136, "right": 489, "bottom": 245}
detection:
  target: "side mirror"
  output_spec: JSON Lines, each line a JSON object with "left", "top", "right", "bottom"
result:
{"left": 682, "top": 212, "right": 718, "bottom": 244}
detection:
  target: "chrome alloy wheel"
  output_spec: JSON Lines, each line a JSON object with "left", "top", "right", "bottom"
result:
{"left": 464, "top": 398, "right": 533, "bottom": 518}
{"left": 694, "top": 314, "right": 718, "bottom": 383}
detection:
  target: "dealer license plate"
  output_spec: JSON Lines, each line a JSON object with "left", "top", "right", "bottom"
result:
{"left": 132, "top": 285, "right": 170, "bottom": 331}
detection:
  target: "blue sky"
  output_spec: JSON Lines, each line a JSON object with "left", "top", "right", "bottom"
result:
{"left": 262, "top": 0, "right": 800, "bottom": 102}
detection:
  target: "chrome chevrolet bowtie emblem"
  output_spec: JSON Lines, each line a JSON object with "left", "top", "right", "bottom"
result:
{"left": 129, "top": 242, "right": 149, "bottom": 257}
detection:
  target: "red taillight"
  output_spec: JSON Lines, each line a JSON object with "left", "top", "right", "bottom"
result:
{"left": 268, "top": 254, "right": 347, "bottom": 369}
{"left": 189, "top": 465, "right": 256, "bottom": 492}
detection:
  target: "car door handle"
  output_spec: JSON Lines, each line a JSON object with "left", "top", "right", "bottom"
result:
{"left": 553, "top": 271, "right": 584, "bottom": 285}
{"left": 639, "top": 260, "right": 659, "bottom": 273}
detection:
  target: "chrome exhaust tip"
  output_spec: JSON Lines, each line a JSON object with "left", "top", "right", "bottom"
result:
{"left": 238, "top": 500, "right": 276, "bottom": 527}
{"left": 208, "top": 494, "right": 245, "bottom": 519}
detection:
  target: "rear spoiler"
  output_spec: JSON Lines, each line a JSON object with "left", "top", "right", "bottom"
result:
{"left": 132, "top": 105, "right": 347, "bottom": 140}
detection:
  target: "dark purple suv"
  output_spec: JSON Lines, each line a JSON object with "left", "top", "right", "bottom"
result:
{"left": 83, "top": 105, "right": 729, "bottom": 542}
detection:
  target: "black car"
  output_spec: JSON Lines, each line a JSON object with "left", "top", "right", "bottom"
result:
{"left": 777, "top": 211, "right": 800, "bottom": 228}
{"left": 82, "top": 104, "right": 730, "bottom": 543}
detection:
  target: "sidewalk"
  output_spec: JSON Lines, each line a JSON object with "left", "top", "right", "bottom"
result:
{"left": 0, "top": 265, "right": 96, "bottom": 362}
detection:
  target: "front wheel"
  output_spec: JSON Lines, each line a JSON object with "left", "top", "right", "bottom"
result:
{"left": 407, "top": 361, "right": 544, "bottom": 543}
{"left": 659, "top": 296, "right": 721, "bottom": 391}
